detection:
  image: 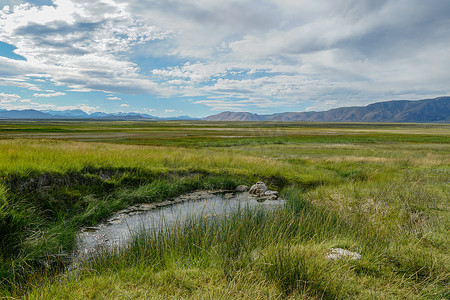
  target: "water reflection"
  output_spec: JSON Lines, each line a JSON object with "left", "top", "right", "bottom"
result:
{"left": 76, "top": 191, "right": 284, "bottom": 256}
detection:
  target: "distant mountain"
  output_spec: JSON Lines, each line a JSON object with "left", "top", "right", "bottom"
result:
{"left": 203, "top": 97, "right": 450, "bottom": 123}
{"left": 160, "top": 115, "right": 199, "bottom": 120}
{"left": 0, "top": 109, "right": 198, "bottom": 120}
{"left": 1, "top": 97, "right": 448, "bottom": 122}
{"left": 0, "top": 109, "right": 51, "bottom": 119}
{"left": 89, "top": 112, "right": 110, "bottom": 118}
{"left": 44, "top": 109, "right": 89, "bottom": 118}
{"left": 203, "top": 111, "right": 265, "bottom": 121}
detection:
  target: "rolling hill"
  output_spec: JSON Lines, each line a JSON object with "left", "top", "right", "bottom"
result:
{"left": 203, "top": 97, "right": 450, "bottom": 123}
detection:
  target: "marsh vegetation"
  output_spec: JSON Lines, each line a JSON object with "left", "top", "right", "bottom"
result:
{"left": 0, "top": 121, "right": 448, "bottom": 299}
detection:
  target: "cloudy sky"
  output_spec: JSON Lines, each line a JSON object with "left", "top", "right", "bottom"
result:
{"left": 0, "top": 0, "right": 449, "bottom": 117}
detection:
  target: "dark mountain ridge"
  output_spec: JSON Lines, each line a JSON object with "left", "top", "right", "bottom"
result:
{"left": 203, "top": 97, "right": 450, "bottom": 123}
{"left": 203, "top": 111, "right": 264, "bottom": 121}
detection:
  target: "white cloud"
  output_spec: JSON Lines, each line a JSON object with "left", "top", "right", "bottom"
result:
{"left": 0, "top": 92, "right": 22, "bottom": 103}
{"left": 146, "top": 0, "right": 450, "bottom": 109}
{"left": 107, "top": 96, "right": 121, "bottom": 100}
{"left": 194, "top": 96, "right": 288, "bottom": 111}
{"left": 33, "top": 92, "right": 66, "bottom": 97}
{"left": 164, "top": 109, "right": 175, "bottom": 113}
{"left": 0, "top": 78, "right": 41, "bottom": 90}
{"left": 45, "top": 104, "right": 99, "bottom": 114}
{"left": 193, "top": 99, "right": 245, "bottom": 111}
{"left": 0, "top": 92, "right": 98, "bottom": 113}
{"left": 120, "top": 103, "right": 129, "bottom": 107}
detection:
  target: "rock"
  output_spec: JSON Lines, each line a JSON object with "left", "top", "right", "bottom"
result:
{"left": 249, "top": 181, "right": 269, "bottom": 196}
{"left": 326, "top": 248, "right": 362, "bottom": 261}
{"left": 248, "top": 181, "right": 280, "bottom": 200}
{"left": 235, "top": 185, "right": 250, "bottom": 192}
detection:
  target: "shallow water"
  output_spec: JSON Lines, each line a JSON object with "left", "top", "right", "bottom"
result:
{"left": 75, "top": 191, "right": 284, "bottom": 258}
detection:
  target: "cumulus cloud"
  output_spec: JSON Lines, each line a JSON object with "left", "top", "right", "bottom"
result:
{"left": 0, "top": 92, "right": 22, "bottom": 103}
{"left": 119, "top": 103, "right": 129, "bottom": 107}
{"left": 1, "top": 0, "right": 449, "bottom": 113}
{"left": 0, "top": 0, "right": 168, "bottom": 96}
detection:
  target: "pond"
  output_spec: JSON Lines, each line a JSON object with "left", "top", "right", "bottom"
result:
{"left": 75, "top": 190, "right": 285, "bottom": 260}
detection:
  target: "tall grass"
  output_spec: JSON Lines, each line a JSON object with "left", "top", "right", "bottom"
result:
{"left": 0, "top": 139, "right": 297, "bottom": 181}
{"left": 0, "top": 169, "right": 242, "bottom": 296}
{"left": 26, "top": 183, "right": 449, "bottom": 299}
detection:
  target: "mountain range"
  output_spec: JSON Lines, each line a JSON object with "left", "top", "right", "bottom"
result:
{"left": 0, "top": 109, "right": 197, "bottom": 121}
{"left": 0, "top": 97, "right": 448, "bottom": 122}
{"left": 203, "top": 97, "right": 450, "bottom": 123}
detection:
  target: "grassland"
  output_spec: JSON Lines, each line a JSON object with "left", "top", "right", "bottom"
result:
{"left": 0, "top": 120, "right": 448, "bottom": 299}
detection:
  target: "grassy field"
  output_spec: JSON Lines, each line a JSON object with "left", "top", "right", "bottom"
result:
{"left": 0, "top": 121, "right": 448, "bottom": 299}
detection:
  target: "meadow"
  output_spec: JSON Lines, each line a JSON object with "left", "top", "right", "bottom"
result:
{"left": 0, "top": 120, "right": 448, "bottom": 299}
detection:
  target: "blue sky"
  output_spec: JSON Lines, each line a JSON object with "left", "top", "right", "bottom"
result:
{"left": 0, "top": 0, "right": 449, "bottom": 117}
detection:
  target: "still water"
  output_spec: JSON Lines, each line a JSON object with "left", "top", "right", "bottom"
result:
{"left": 76, "top": 191, "right": 284, "bottom": 257}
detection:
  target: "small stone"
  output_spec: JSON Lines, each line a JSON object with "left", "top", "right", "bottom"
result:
{"left": 264, "top": 190, "right": 278, "bottom": 200}
{"left": 82, "top": 227, "right": 98, "bottom": 233}
{"left": 235, "top": 185, "right": 249, "bottom": 192}
{"left": 264, "top": 190, "right": 278, "bottom": 196}
{"left": 250, "top": 249, "right": 261, "bottom": 261}
{"left": 99, "top": 174, "right": 110, "bottom": 181}
{"left": 326, "top": 248, "right": 362, "bottom": 261}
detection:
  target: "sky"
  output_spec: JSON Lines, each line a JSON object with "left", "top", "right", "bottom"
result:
{"left": 0, "top": 0, "right": 449, "bottom": 117}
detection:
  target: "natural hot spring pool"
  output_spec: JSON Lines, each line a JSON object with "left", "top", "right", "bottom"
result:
{"left": 75, "top": 190, "right": 285, "bottom": 259}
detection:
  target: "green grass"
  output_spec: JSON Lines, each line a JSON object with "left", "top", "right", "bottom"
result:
{"left": 0, "top": 121, "right": 448, "bottom": 299}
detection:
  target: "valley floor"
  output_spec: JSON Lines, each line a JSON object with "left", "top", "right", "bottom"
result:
{"left": 0, "top": 121, "right": 448, "bottom": 299}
